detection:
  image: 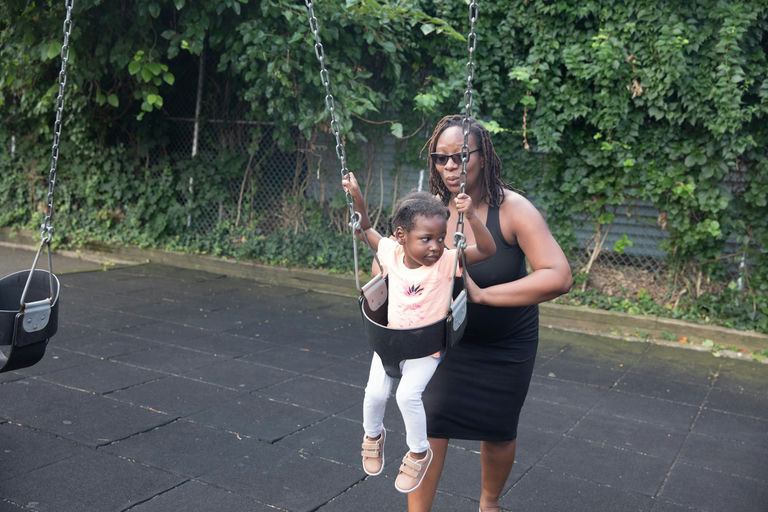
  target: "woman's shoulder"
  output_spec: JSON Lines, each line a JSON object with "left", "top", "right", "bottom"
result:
{"left": 497, "top": 189, "right": 546, "bottom": 241}
{"left": 498, "top": 189, "right": 539, "bottom": 216}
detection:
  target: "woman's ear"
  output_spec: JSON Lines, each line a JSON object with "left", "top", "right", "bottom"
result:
{"left": 394, "top": 226, "right": 407, "bottom": 245}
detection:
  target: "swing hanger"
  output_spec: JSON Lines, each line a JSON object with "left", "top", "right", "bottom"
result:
{"left": 0, "top": 0, "right": 73, "bottom": 373}
{"left": 448, "top": 0, "right": 479, "bottom": 308}
{"left": 305, "top": 0, "right": 480, "bottom": 378}
{"left": 22, "top": 0, "right": 74, "bottom": 306}
{"left": 305, "top": 0, "right": 368, "bottom": 291}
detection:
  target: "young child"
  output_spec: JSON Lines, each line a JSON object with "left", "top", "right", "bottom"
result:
{"left": 342, "top": 172, "right": 496, "bottom": 493}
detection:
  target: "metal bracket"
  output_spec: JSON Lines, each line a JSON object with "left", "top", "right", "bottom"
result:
{"left": 451, "top": 290, "right": 467, "bottom": 331}
{"left": 22, "top": 299, "right": 52, "bottom": 333}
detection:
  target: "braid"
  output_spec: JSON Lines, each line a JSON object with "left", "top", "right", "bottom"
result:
{"left": 421, "top": 115, "right": 511, "bottom": 207}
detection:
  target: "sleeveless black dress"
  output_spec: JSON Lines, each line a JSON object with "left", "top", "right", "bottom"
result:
{"left": 423, "top": 205, "right": 538, "bottom": 441}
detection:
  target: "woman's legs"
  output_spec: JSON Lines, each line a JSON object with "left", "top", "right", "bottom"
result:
{"left": 407, "top": 437, "right": 448, "bottom": 512}
{"left": 479, "top": 439, "right": 517, "bottom": 511}
{"left": 406, "top": 438, "right": 517, "bottom": 511}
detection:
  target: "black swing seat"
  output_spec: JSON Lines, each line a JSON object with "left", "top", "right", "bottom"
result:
{"left": 0, "top": 270, "right": 60, "bottom": 373}
{"left": 359, "top": 275, "right": 467, "bottom": 379}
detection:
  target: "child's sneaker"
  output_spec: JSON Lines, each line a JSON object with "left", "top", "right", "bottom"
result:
{"left": 361, "top": 428, "right": 386, "bottom": 476}
{"left": 394, "top": 448, "right": 433, "bottom": 493}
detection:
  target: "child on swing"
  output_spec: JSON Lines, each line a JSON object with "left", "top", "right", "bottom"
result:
{"left": 342, "top": 172, "right": 495, "bottom": 493}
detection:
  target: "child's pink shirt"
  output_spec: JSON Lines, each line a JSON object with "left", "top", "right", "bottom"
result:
{"left": 377, "top": 237, "right": 460, "bottom": 330}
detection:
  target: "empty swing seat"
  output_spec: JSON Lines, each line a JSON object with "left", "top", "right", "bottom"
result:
{"left": 0, "top": 270, "right": 60, "bottom": 373}
{"left": 359, "top": 275, "right": 467, "bottom": 379}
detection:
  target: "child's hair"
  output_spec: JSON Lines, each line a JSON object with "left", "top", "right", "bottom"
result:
{"left": 389, "top": 191, "right": 449, "bottom": 233}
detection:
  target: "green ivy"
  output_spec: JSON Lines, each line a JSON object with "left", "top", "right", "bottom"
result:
{"left": 1, "top": 1, "right": 766, "bottom": 335}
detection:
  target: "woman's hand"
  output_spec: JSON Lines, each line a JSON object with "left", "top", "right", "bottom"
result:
{"left": 464, "top": 271, "right": 485, "bottom": 304}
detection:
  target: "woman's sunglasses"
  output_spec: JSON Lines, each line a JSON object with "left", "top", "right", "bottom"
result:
{"left": 430, "top": 148, "right": 480, "bottom": 167}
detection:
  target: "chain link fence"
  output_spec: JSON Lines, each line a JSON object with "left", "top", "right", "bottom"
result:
{"left": 156, "top": 116, "right": 431, "bottom": 234}
{"left": 157, "top": 117, "right": 706, "bottom": 298}
{"left": 148, "top": 47, "right": 749, "bottom": 306}
{"left": 155, "top": 119, "right": 302, "bottom": 235}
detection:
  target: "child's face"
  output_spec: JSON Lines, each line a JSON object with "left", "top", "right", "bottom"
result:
{"left": 396, "top": 214, "right": 448, "bottom": 269}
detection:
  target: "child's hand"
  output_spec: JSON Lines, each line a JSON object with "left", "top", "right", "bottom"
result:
{"left": 341, "top": 172, "right": 371, "bottom": 233}
{"left": 341, "top": 172, "right": 363, "bottom": 201}
{"left": 455, "top": 192, "right": 475, "bottom": 218}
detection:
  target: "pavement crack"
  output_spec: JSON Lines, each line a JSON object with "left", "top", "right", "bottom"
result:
{"left": 306, "top": 474, "right": 368, "bottom": 511}
{"left": 96, "top": 417, "right": 180, "bottom": 448}
{"left": 120, "top": 478, "right": 191, "bottom": 511}
{"left": 653, "top": 363, "right": 721, "bottom": 498}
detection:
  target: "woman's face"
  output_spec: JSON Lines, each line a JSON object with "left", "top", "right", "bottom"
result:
{"left": 433, "top": 125, "right": 482, "bottom": 196}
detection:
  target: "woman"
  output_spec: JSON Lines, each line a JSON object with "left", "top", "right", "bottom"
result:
{"left": 409, "top": 115, "right": 572, "bottom": 512}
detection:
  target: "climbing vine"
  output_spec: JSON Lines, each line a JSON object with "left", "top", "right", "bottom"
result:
{"left": 0, "top": 1, "right": 766, "bottom": 332}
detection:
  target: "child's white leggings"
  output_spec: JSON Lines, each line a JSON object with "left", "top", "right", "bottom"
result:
{"left": 362, "top": 352, "right": 440, "bottom": 454}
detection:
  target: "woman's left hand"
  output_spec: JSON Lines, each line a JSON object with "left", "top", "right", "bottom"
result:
{"left": 464, "top": 271, "right": 484, "bottom": 304}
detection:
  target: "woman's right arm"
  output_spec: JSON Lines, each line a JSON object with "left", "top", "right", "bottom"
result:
{"left": 468, "top": 192, "right": 572, "bottom": 307}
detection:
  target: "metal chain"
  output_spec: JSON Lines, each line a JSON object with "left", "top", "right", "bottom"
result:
{"left": 19, "top": 0, "right": 75, "bottom": 306}
{"left": 304, "top": 1, "right": 353, "bottom": 219}
{"left": 446, "top": 1, "right": 479, "bottom": 312}
{"left": 454, "top": 0, "right": 479, "bottom": 251}
{"left": 41, "top": 0, "right": 75, "bottom": 244}
{"left": 306, "top": 0, "right": 371, "bottom": 290}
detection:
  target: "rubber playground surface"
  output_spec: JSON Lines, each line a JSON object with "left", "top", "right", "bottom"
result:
{"left": 0, "top": 245, "right": 766, "bottom": 512}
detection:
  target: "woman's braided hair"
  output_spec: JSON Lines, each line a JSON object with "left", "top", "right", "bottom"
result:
{"left": 389, "top": 190, "right": 449, "bottom": 234}
{"left": 423, "top": 114, "right": 511, "bottom": 207}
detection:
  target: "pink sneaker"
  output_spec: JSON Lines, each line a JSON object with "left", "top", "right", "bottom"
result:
{"left": 394, "top": 448, "right": 433, "bottom": 493}
{"left": 361, "top": 428, "right": 386, "bottom": 476}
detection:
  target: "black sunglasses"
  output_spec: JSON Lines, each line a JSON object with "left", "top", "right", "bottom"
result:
{"left": 430, "top": 149, "right": 480, "bottom": 166}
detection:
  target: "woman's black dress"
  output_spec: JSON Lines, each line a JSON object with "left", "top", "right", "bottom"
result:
{"left": 423, "top": 205, "right": 538, "bottom": 441}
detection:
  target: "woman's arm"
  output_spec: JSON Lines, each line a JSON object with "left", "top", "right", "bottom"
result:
{"left": 468, "top": 192, "right": 572, "bottom": 307}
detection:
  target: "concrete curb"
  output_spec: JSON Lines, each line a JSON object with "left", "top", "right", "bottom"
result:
{"left": 539, "top": 303, "right": 768, "bottom": 355}
{"left": 2, "top": 228, "right": 766, "bottom": 361}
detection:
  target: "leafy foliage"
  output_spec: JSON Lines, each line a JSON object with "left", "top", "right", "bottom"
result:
{"left": 0, "top": 1, "right": 766, "bottom": 334}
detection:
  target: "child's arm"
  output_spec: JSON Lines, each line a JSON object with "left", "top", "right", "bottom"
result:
{"left": 456, "top": 193, "right": 496, "bottom": 266}
{"left": 341, "top": 172, "right": 383, "bottom": 251}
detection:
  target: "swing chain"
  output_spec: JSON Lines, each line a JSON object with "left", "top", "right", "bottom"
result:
{"left": 454, "top": 0, "right": 479, "bottom": 251}
{"left": 42, "top": 0, "right": 75, "bottom": 244}
{"left": 306, "top": 0, "right": 372, "bottom": 291}
{"left": 304, "top": 1, "right": 353, "bottom": 216}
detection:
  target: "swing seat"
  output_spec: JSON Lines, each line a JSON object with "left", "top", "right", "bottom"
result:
{"left": 0, "top": 270, "right": 60, "bottom": 373}
{"left": 359, "top": 275, "right": 467, "bottom": 379}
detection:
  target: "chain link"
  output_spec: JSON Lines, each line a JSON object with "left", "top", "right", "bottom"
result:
{"left": 41, "top": 0, "right": 75, "bottom": 244}
{"left": 454, "top": 0, "right": 479, "bottom": 250}
{"left": 306, "top": 0, "right": 369, "bottom": 290}
{"left": 304, "top": 1, "right": 353, "bottom": 217}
